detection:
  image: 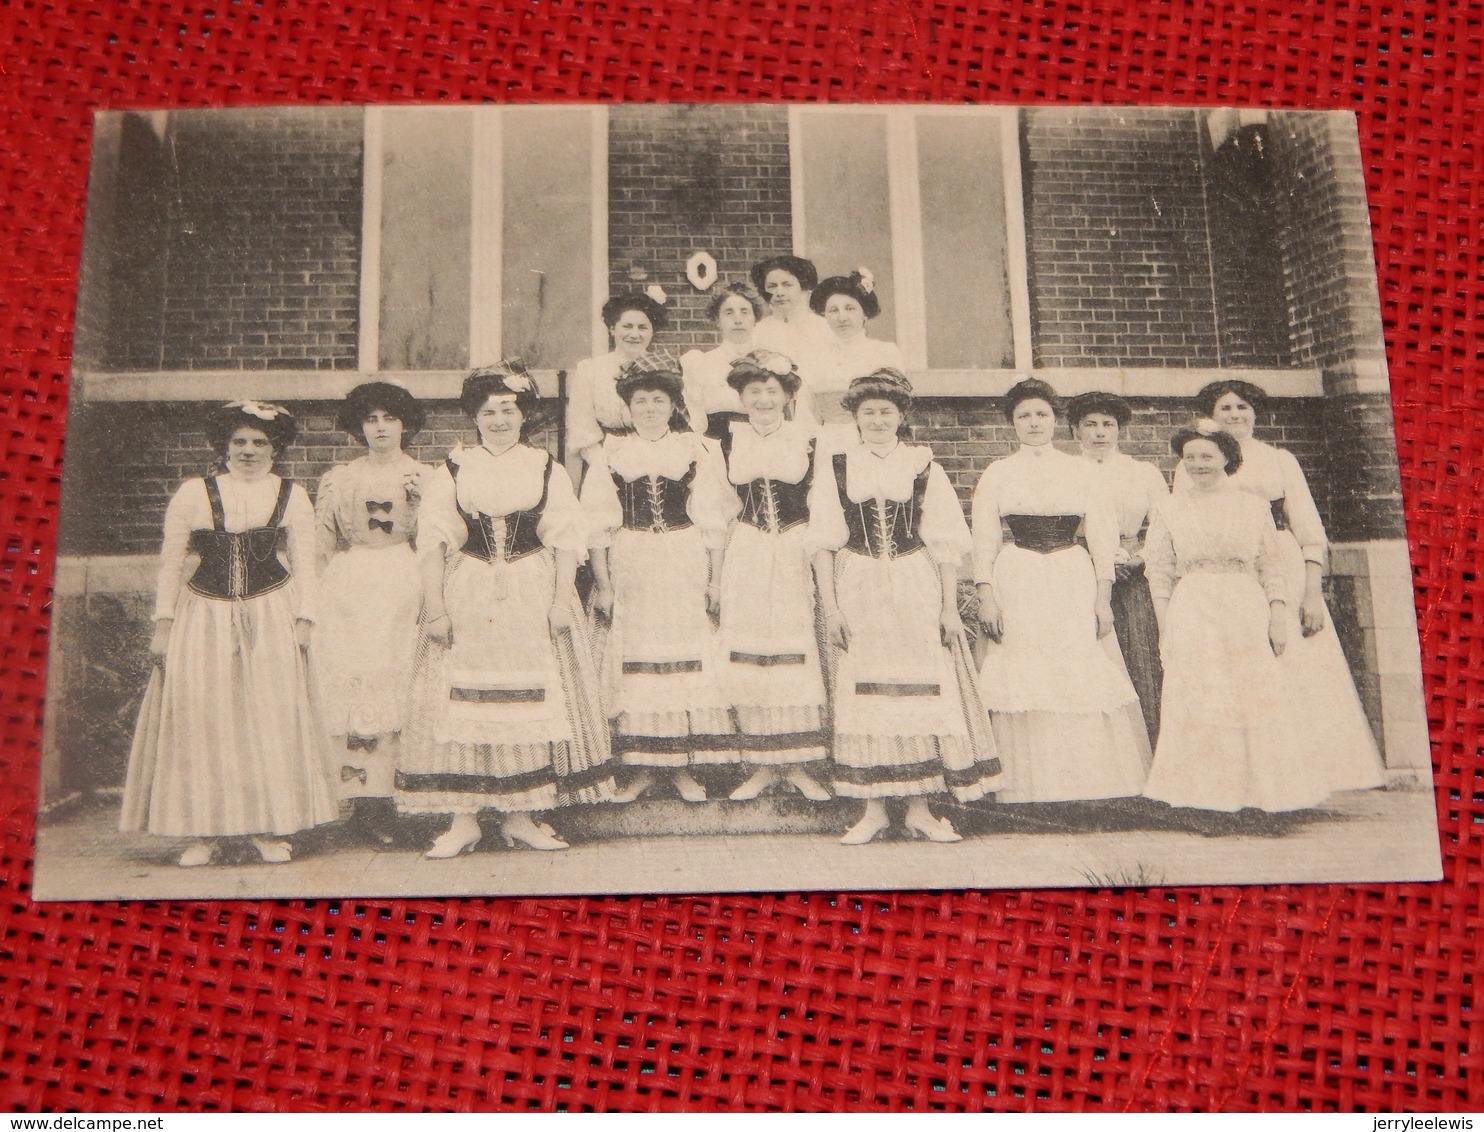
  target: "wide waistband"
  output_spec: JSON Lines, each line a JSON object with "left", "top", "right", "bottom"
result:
{"left": 1004, "top": 514, "right": 1081, "bottom": 554}
{"left": 1182, "top": 557, "right": 1255, "bottom": 575}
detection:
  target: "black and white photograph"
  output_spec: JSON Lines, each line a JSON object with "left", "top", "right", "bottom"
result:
{"left": 35, "top": 103, "right": 1442, "bottom": 900}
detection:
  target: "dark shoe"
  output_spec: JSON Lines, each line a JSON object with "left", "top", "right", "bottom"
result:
{"left": 350, "top": 797, "right": 399, "bottom": 848}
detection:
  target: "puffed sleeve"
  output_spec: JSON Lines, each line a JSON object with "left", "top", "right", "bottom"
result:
{"left": 1277, "top": 447, "right": 1328, "bottom": 567}
{"left": 535, "top": 458, "right": 589, "bottom": 559}
{"left": 687, "top": 436, "right": 735, "bottom": 549}
{"left": 415, "top": 461, "right": 466, "bottom": 561}
{"left": 313, "top": 463, "right": 346, "bottom": 570}
{"left": 402, "top": 460, "right": 431, "bottom": 545}
{"left": 283, "top": 483, "right": 318, "bottom": 622}
{"left": 1137, "top": 460, "right": 1171, "bottom": 541}
{"left": 565, "top": 356, "right": 604, "bottom": 460}
{"left": 1080, "top": 472, "right": 1120, "bottom": 584}
{"left": 920, "top": 458, "right": 971, "bottom": 571}
{"left": 790, "top": 374, "right": 820, "bottom": 434}
{"left": 679, "top": 348, "right": 709, "bottom": 427}
{"left": 1142, "top": 501, "right": 1177, "bottom": 603}
{"left": 1254, "top": 499, "right": 1289, "bottom": 605}
{"left": 970, "top": 462, "right": 1005, "bottom": 584}
{"left": 152, "top": 479, "right": 204, "bottom": 621}
{"left": 580, "top": 446, "right": 622, "bottom": 550}
{"left": 805, "top": 451, "right": 849, "bottom": 554}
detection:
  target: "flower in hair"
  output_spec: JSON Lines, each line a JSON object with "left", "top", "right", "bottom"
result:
{"left": 765, "top": 354, "right": 795, "bottom": 377}
{"left": 645, "top": 284, "right": 668, "bottom": 306}
{"left": 228, "top": 399, "right": 286, "bottom": 421}
{"left": 855, "top": 267, "right": 875, "bottom": 294}
{"left": 1195, "top": 417, "right": 1222, "bottom": 436}
{"left": 502, "top": 372, "right": 534, "bottom": 393}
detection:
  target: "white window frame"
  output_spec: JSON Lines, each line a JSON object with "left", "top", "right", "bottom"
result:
{"left": 85, "top": 105, "right": 610, "bottom": 402}
{"left": 788, "top": 104, "right": 1321, "bottom": 399}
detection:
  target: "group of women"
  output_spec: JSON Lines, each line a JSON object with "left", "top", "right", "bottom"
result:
{"left": 121, "top": 254, "right": 1387, "bottom": 868}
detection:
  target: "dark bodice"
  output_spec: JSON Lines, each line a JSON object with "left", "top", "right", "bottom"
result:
{"left": 1003, "top": 514, "right": 1082, "bottom": 554}
{"left": 833, "top": 452, "right": 930, "bottom": 560}
{"left": 614, "top": 462, "right": 697, "bottom": 533}
{"left": 450, "top": 453, "right": 554, "bottom": 564}
{"left": 722, "top": 432, "right": 815, "bottom": 535}
{"left": 186, "top": 477, "right": 294, "bottom": 601}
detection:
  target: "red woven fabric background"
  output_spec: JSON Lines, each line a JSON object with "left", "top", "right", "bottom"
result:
{"left": 1, "top": 0, "right": 1479, "bottom": 1112}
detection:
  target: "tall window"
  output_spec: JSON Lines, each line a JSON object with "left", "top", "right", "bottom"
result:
{"left": 791, "top": 106, "right": 1027, "bottom": 373}
{"left": 363, "top": 106, "right": 609, "bottom": 375}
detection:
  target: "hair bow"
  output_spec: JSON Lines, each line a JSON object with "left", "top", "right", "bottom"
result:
{"left": 645, "top": 284, "right": 668, "bottom": 306}
{"left": 1194, "top": 417, "right": 1222, "bottom": 436}
{"left": 854, "top": 267, "right": 875, "bottom": 294}
{"left": 227, "top": 399, "right": 287, "bottom": 421}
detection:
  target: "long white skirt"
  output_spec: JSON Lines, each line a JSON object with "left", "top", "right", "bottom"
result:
{"left": 978, "top": 544, "right": 1151, "bottom": 802}
{"left": 718, "top": 522, "right": 827, "bottom": 765}
{"left": 311, "top": 542, "right": 421, "bottom": 798}
{"left": 396, "top": 549, "right": 602, "bottom": 813}
{"left": 1145, "top": 570, "right": 1335, "bottom": 812}
{"left": 603, "top": 526, "right": 736, "bottom": 767}
{"left": 830, "top": 549, "right": 999, "bottom": 801}
{"left": 121, "top": 584, "right": 340, "bottom": 838}
{"left": 1272, "top": 529, "right": 1387, "bottom": 794}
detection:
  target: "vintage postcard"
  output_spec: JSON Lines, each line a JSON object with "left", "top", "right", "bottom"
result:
{"left": 35, "top": 104, "right": 1441, "bottom": 900}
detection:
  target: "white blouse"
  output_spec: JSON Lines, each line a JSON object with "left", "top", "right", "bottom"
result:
{"left": 153, "top": 473, "right": 316, "bottom": 621}
{"left": 565, "top": 352, "right": 633, "bottom": 460}
{"left": 722, "top": 418, "right": 814, "bottom": 488}
{"left": 682, "top": 343, "right": 820, "bottom": 432}
{"left": 1143, "top": 482, "right": 1288, "bottom": 605}
{"left": 581, "top": 430, "right": 734, "bottom": 551}
{"left": 314, "top": 453, "right": 429, "bottom": 564}
{"left": 971, "top": 444, "right": 1119, "bottom": 584}
{"left": 1174, "top": 436, "right": 1328, "bottom": 565}
{"left": 753, "top": 310, "right": 833, "bottom": 370}
{"left": 417, "top": 443, "right": 587, "bottom": 562}
{"left": 808, "top": 334, "right": 907, "bottom": 399}
{"left": 805, "top": 441, "right": 971, "bottom": 570}
{"left": 1080, "top": 450, "right": 1170, "bottom": 546}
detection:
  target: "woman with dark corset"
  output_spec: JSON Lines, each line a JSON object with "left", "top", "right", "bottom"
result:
{"left": 972, "top": 379, "right": 1151, "bottom": 804}
{"left": 808, "top": 370, "right": 1001, "bottom": 844}
{"left": 397, "top": 363, "right": 611, "bottom": 859}
{"left": 583, "top": 355, "right": 737, "bottom": 803}
{"left": 121, "top": 401, "right": 338, "bottom": 867}
{"left": 714, "top": 349, "right": 831, "bottom": 802}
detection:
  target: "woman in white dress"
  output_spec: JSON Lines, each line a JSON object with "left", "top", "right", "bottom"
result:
{"left": 972, "top": 379, "right": 1151, "bottom": 803}
{"left": 1143, "top": 425, "right": 1335, "bottom": 812}
{"left": 565, "top": 293, "right": 669, "bottom": 471}
{"left": 1178, "top": 380, "right": 1385, "bottom": 794}
{"left": 121, "top": 401, "right": 339, "bottom": 867}
{"left": 809, "top": 370, "right": 1001, "bottom": 844}
{"left": 683, "top": 281, "right": 820, "bottom": 440}
{"left": 714, "top": 349, "right": 831, "bottom": 802}
{"left": 1066, "top": 391, "right": 1170, "bottom": 747}
{"left": 750, "top": 254, "right": 832, "bottom": 384}
{"left": 311, "top": 382, "right": 429, "bottom": 846}
{"left": 584, "top": 356, "right": 737, "bottom": 803}
{"left": 398, "top": 364, "right": 609, "bottom": 859}
{"left": 807, "top": 272, "right": 906, "bottom": 430}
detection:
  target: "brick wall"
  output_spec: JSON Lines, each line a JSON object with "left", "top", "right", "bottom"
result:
{"left": 1269, "top": 112, "right": 1404, "bottom": 543}
{"left": 910, "top": 397, "right": 1329, "bottom": 515}
{"left": 58, "top": 401, "right": 561, "bottom": 556}
{"left": 101, "top": 108, "right": 365, "bottom": 372}
{"left": 60, "top": 396, "right": 1330, "bottom": 556}
{"left": 1023, "top": 108, "right": 1221, "bottom": 367}
{"left": 607, "top": 105, "right": 792, "bottom": 354}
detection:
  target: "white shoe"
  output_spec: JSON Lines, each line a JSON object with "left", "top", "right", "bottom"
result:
{"left": 785, "top": 768, "right": 832, "bottom": 802}
{"left": 177, "top": 841, "right": 215, "bottom": 868}
{"left": 425, "top": 813, "right": 482, "bottom": 859}
{"left": 250, "top": 837, "right": 293, "bottom": 863}
{"left": 729, "top": 768, "right": 778, "bottom": 801}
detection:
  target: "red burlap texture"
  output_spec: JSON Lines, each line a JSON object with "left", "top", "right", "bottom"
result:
{"left": 1, "top": 0, "right": 1479, "bottom": 1113}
